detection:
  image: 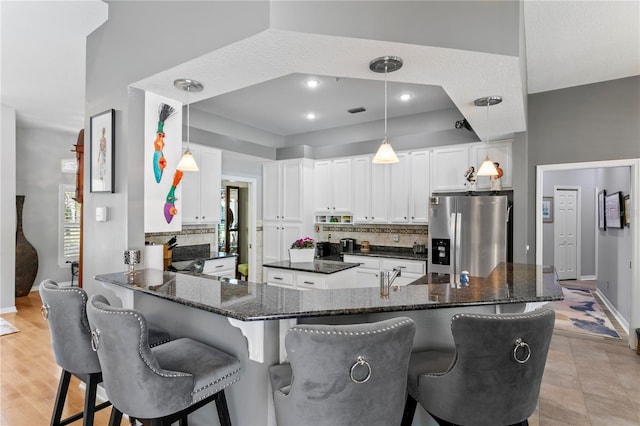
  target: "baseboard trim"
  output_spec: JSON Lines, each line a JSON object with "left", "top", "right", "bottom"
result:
{"left": 594, "top": 289, "right": 629, "bottom": 335}
{"left": 0, "top": 306, "right": 17, "bottom": 314}
{"left": 579, "top": 275, "right": 596, "bottom": 281}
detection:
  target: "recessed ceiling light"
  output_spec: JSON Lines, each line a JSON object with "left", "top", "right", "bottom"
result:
{"left": 400, "top": 93, "right": 413, "bottom": 101}
{"left": 305, "top": 79, "right": 319, "bottom": 88}
{"left": 306, "top": 113, "right": 316, "bottom": 120}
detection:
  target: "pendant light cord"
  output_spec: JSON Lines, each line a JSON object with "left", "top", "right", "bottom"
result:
{"left": 186, "top": 85, "right": 190, "bottom": 149}
{"left": 384, "top": 63, "right": 388, "bottom": 141}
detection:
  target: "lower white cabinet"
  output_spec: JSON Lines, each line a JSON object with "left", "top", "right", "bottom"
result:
{"left": 264, "top": 266, "right": 357, "bottom": 290}
{"left": 343, "top": 255, "right": 426, "bottom": 288}
{"left": 203, "top": 257, "right": 237, "bottom": 279}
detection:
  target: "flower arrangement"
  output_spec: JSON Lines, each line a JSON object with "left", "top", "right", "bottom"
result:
{"left": 290, "top": 237, "right": 315, "bottom": 249}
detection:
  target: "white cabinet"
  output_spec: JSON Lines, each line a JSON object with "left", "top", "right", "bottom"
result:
{"left": 409, "top": 151, "right": 430, "bottom": 223}
{"left": 431, "top": 145, "right": 471, "bottom": 192}
{"left": 181, "top": 144, "right": 221, "bottom": 224}
{"left": 264, "top": 160, "right": 306, "bottom": 222}
{"left": 389, "top": 152, "right": 410, "bottom": 223}
{"left": 370, "top": 162, "right": 390, "bottom": 223}
{"left": 352, "top": 157, "right": 372, "bottom": 223}
{"left": 262, "top": 222, "right": 303, "bottom": 264}
{"left": 264, "top": 266, "right": 357, "bottom": 290}
{"left": 203, "top": 256, "right": 237, "bottom": 279}
{"left": 343, "top": 255, "right": 426, "bottom": 288}
{"left": 262, "top": 159, "right": 314, "bottom": 263}
{"left": 313, "top": 158, "right": 352, "bottom": 213}
{"left": 471, "top": 140, "right": 512, "bottom": 190}
{"left": 353, "top": 151, "right": 429, "bottom": 224}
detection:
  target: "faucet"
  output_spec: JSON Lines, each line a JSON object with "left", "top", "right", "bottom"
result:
{"left": 380, "top": 267, "right": 404, "bottom": 298}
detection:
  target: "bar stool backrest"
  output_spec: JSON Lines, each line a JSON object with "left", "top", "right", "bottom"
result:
{"left": 39, "top": 279, "right": 101, "bottom": 375}
{"left": 274, "top": 317, "right": 416, "bottom": 426}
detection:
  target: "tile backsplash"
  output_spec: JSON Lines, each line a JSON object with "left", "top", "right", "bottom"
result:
{"left": 145, "top": 226, "right": 217, "bottom": 252}
{"left": 317, "top": 224, "right": 428, "bottom": 248}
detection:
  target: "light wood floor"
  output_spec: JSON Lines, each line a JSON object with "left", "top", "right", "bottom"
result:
{"left": 2, "top": 291, "right": 640, "bottom": 425}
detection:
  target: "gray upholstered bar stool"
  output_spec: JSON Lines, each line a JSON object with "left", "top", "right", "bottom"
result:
{"left": 269, "top": 317, "right": 416, "bottom": 426}
{"left": 39, "top": 280, "right": 171, "bottom": 426}
{"left": 87, "top": 294, "right": 241, "bottom": 426}
{"left": 401, "top": 309, "right": 555, "bottom": 426}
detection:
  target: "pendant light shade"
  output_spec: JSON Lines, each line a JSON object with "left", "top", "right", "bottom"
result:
{"left": 474, "top": 96, "right": 502, "bottom": 176}
{"left": 174, "top": 78, "right": 203, "bottom": 172}
{"left": 373, "top": 138, "right": 399, "bottom": 163}
{"left": 370, "top": 56, "right": 403, "bottom": 164}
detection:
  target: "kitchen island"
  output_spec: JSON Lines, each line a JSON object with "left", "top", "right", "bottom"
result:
{"left": 94, "top": 263, "right": 562, "bottom": 426}
{"left": 262, "top": 259, "right": 360, "bottom": 289}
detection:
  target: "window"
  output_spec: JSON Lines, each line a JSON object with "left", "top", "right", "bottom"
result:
{"left": 59, "top": 185, "right": 80, "bottom": 266}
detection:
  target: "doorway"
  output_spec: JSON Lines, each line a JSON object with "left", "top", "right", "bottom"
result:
{"left": 535, "top": 159, "right": 640, "bottom": 350}
{"left": 220, "top": 176, "right": 257, "bottom": 282}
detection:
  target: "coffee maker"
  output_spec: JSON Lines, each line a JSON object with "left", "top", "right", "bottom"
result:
{"left": 340, "top": 238, "right": 356, "bottom": 254}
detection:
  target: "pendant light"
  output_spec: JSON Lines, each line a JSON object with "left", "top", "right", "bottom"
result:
{"left": 474, "top": 96, "right": 502, "bottom": 176}
{"left": 174, "top": 78, "right": 203, "bottom": 171}
{"left": 370, "top": 56, "right": 403, "bottom": 164}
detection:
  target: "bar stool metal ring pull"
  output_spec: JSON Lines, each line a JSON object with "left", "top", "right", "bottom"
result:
{"left": 350, "top": 356, "right": 372, "bottom": 384}
{"left": 513, "top": 338, "right": 531, "bottom": 364}
{"left": 91, "top": 329, "right": 101, "bottom": 352}
{"left": 41, "top": 304, "right": 50, "bottom": 320}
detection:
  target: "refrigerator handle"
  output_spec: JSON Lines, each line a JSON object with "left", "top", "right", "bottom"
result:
{"left": 454, "top": 212, "right": 462, "bottom": 278}
{"left": 507, "top": 204, "right": 512, "bottom": 223}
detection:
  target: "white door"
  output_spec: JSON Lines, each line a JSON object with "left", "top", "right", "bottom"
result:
{"left": 554, "top": 188, "right": 579, "bottom": 280}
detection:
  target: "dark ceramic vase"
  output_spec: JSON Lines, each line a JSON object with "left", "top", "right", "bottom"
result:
{"left": 15, "top": 195, "right": 38, "bottom": 297}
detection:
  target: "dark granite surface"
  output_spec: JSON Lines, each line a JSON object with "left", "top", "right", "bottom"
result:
{"left": 94, "top": 263, "right": 563, "bottom": 322}
{"left": 341, "top": 249, "right": 429, "bottom": 261}
{"left": 262, "top": 260, "right": 360, "bottom": 274}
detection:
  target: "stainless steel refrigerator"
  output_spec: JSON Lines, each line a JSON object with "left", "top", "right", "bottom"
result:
{"left": 429, "top": 195, "right": 509, "bottom": 278}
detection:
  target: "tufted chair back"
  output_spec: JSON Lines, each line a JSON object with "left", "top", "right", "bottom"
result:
{"left": 39, "top": 279, "right": 101, "bottom": 375}
{"left": 416, "top": 309, "right": 555, "bottom": 426}
{"left": 270, "top": 317, "right": 416, "bottom": 426}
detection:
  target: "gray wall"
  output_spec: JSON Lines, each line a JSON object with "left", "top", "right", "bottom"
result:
{"left": 596, "top": 167, "right": 632, "bottom": 321}
{"left": 15, "top": 126, "right": 78, "bottom": 287}
{"left": 542, "top": 169, "right": 598, "bottom": 276}
{"left": 1, "top": 104, "right": 16, "bottom": 311}
{"left": 526, "top": 76, "right": 640, "bottom": 263}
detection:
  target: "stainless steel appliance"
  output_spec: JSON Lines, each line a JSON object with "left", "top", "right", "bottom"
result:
{"left": 340, "top": 238, "right": 356, "bottom": 253}
{"left": 316, "top": 242, "right": 331, "bottom": 258}
{"left": 429, "top": 195, "right": 509, "bottom": 278}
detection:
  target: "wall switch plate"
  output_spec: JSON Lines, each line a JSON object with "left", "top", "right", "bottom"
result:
{"left": 392, "top": 234, "right": 399, "bottom": 242}
{"left": 96, "top": 206, "right": 108, "bottom": 222}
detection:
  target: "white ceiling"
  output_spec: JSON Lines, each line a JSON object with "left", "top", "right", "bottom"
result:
{"left": 1, "top": 1, "right": 638, "bottom": 139}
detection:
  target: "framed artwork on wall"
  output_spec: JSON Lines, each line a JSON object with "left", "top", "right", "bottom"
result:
{"left": 598, "top": 190, "right": 607, "bottom": 230}
{"left": 605, "top": 191, "right": 624, "bottom": 229}
{"left": 542, "top": 196, "right": 553, "bottom": 223}
{"left": 90, "top": 109, "right": 115, "bottom": 193}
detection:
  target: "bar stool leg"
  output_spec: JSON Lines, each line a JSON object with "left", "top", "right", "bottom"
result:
{"left": 83, "top": 373, "right": 100, "bottom": 426}
{"left": 51, "top": 370, "right": 72, "bottom": 426}
{"left": 401, "top": 395, "right": 417, "bottom": 426}
{"left": 215, "top": 391, "right": 232, "bottom": 426}
{"left": 108, "top": 407, "right": 123, "bottom": 426}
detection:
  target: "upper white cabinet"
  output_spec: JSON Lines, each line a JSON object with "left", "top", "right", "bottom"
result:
{"left": 352, "top": 156, "right": 372, "bottom": 223}
{"left": 471, "top": 140, "right": 512, "bottom": 190}
{"left": 181, "top": 144, "right": 221, "bottom": 224}
{"left": 430, "top": 145, "right": 471, "bottom": 192}
{"left": 264, "top": 160, "right": 309, "bottom": 222}
{"left": 389, "top": 152, "right": 410, "bottom": 223}
{"left": 409, "top": 150, "right": 430, "bottom": 223}
{"left": 314, "top": 158, "right": 352, "bottom": 213}
{"left": 263, "top": 159, "right": 314, "bottom": 263}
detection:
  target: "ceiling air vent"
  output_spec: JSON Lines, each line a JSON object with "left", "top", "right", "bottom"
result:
{"left": 348, "top": 107, "right": 366, "bottom": 114}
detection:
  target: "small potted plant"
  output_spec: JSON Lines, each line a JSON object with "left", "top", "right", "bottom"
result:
{"left": 289, "top": 237, "right": 315, "bottom": 263}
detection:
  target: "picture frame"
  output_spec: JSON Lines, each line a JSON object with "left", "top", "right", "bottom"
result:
{"left": 542, "top": 196, "right": 553, "bottom": 223}
{"left": 90, "top": 109, "right": 115, "bottom": 193}
{"left": 624, "top": 194, "right": 631, "bottom": 227}
{"left": 605, "top": 191, "right": 624, "bottom": 229}
{"left": 598, "top": 190, "right": 607, "bottom": 230}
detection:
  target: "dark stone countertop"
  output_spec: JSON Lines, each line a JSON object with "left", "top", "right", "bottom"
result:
{"left": 262, "top": 259, "right": 360, "bottom": 274}
{"left": 94, "top": 263, "right": 563, "bottom": 322}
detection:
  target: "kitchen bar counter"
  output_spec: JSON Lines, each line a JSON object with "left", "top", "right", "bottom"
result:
{"left": 340, "top": 249, "right": 428, "bottom": 261}
{"left": 94, "top": 263, "right": 562, "bottom": 322}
